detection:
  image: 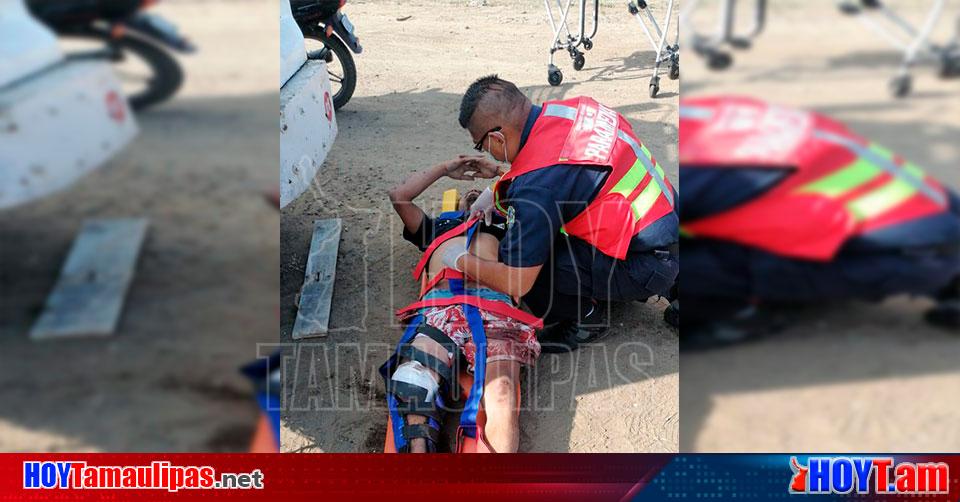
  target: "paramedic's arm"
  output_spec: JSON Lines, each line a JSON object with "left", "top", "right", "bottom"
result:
{"left": 387, "top": 155, "right": 496, "bottom": 232}
{"left": 458, "top": 256, "right": 542, "bottom": 298}
{"left": 460, "top": 184, "right": 559, "bottom": 298}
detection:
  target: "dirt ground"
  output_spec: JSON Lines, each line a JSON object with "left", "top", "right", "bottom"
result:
{"left": 680, "top": 1, "right": 960, "bottom": 451}
{"left": 0, "top": 0, "right": 278, "bottom": 451}
{"left": 280, "top": 0, "right": 680, "bottom": 452}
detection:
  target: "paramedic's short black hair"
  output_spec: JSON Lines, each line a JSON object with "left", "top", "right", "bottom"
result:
{"left": 458, "top": 75, "right": 527, "bottom": 129}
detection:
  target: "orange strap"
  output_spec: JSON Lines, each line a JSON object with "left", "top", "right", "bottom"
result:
{"left": 396, "top": 295, "right": 543, "bottom": 329}
{"left": 419, "top": 268, "right": 464, "bottom": 298}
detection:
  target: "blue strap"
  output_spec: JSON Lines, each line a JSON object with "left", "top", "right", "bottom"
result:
{"left": 438, "top": 210, "right": 466, "bottom": 220}
{"left": 381, "top": 218, "right": 487, "bottom": 448}
{"left": 453, "top": 220, "right": 486, "bottom": 438}
{"left": 464, "top": 218, "right": 480, "bottom": 247}
{"left": 379, "top": 314, "right": 424, "bottom": 452}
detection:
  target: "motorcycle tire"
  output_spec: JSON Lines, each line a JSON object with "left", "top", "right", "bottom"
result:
{"left": 70, "top": 31, "right": 183, "bottom": 111}
{"left": 304, "top": 31, "right": 356, "bottom": 110}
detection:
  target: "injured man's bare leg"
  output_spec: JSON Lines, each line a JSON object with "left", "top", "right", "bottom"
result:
{"left": 400, "top": 335, "right": 521, "bottom": 453}
{"left": 477, "top": 359, "right": 520, "bottom": 453}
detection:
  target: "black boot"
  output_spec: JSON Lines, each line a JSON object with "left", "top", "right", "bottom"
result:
{"left": 538, "top": 300, "right": 609, "bottom": 353}
{"left": 680, "top": 304, "right": 783, "bottom": 351}
{"left": 663, "top": 300, "right": 679, "bottom": 328}
{"left": 925, "top": 276, "right": 960, "bottom": 330}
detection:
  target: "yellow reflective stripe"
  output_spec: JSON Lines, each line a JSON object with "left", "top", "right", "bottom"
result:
{"left": 846, "top": 179, "right": 916, "bottom": 220}
{"left": 619, "top": 130, "right": 674, "bottom": 206}
{"left": 638, "top": 143, "right": 667, "bottom": 179}
{"left": 639, "top": 142, "right": 653, "bottom": 158}
{"left": 870, "top": 143, "right": 928, "bottom": 178}
{"left": 630, "top": 177, "right": 663, "bottom": 221}
{"left": 608, "top": 158, "right": 664, "bottom": 222}
{"left": 798, "top": 158, "right": 880, "bottom": 197}
{"left": 610, "top": 159, "right": 648, "bottom": 197}
{"left": 903, "top": 162, "right": 926, "bottom": 180}
{"left": 813, "top": 130, "right": 945, "bottom": 206}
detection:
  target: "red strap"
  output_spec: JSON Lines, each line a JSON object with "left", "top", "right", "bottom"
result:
{"left": 396, "top": 295, "right": 543, "bottom": 329}
{"left": 419, "top": 268, "right": 464, "bottom": 298}
{"left": 411, "top": 217, "right": 480, "bottom": 280}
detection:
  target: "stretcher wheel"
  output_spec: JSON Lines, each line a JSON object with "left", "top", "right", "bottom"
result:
{"left": 573, "top": 53, "right": 585, "bottom": 71}
{"left": 649, "top": 76, "right": 660, "bottom": 98}
{"left": 707, "top": 50, "right": 732, "bottom": 71}
{"left": 939, "top": 54, "right": 960, "bottom": 78}
{"left": 582, "top": 38, "right": 593, "bottom": 51}
{"left": 838, "top": 1, "right": 860, "bottom": 15}
{"left": 889, "top": 74, "right": 911, "bottom": 98}
{"left": 548, "top": 65, "right": 563, "bottom": 86}
{"left": 669, "top": 61, "right": 679, "bottom": 80}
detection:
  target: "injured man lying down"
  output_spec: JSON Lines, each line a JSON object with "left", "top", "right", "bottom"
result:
{"left": 382, "top": 155, "right": 542, "bottom": 453}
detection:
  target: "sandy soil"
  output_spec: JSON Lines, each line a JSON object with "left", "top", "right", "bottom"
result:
{"left": 680, "top": 1, "right": 960, "bottom": 451}
{"left": 280, "top": 0, "right": 680, "bottom": 452}
{"left": 0, "top": 0, "right": 279, "bottom": 451}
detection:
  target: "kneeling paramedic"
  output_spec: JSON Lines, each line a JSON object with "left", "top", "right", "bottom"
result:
{"left": 679, "top": 96, "right": 960, "bottom": 349}
{"left": 382, "top": 156, "right": 542, "bottom": 453}
{"left": 447, "top": 75, "right": 680, "bottom": 352}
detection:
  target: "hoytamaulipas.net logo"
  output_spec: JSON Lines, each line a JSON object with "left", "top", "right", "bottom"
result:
{"left": 23, "top": 461, "right": 264, "bottom": 492}
{"left": 789, "top": 456, "right": 949, "bottom": 495}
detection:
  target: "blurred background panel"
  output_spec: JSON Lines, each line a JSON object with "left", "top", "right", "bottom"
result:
{"left": 0, "top": 0, "right": 278, "bottom": 451}
{"left": 679, "top": 0, "right": 960, "bottom": 451}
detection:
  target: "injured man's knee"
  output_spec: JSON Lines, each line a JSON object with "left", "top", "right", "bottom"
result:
{"left": 390, "top": 334, "right": 455, "bottom": 453}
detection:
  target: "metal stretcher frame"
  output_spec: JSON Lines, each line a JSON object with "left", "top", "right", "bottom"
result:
{"left": 681, "top": 0, "right": 767, "bottom": 71}
{"left": 628, "top": 0, "right": 680, "bottom": 98}
{"left": 836, "top": 0, "right": 960, "bottom": 97}
{"left": 543, "top": 0, "right": 599, "bottom": 86}
{"left": 541, "top": 0, "right": 679, "bottom": 98}
{"left": 683, "top": 0, "right": 959, "bottom": 98}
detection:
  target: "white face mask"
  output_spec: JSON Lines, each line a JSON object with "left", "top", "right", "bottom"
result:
{"left": 489, "top": 132, "right": 509, "bottom": 164}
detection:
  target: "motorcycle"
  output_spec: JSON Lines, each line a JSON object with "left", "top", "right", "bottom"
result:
{"left": 290, "top": 0, "right": 362, "bottom": 110}
{"left": 27, "top": 0, "right": 195, "bottom": 111}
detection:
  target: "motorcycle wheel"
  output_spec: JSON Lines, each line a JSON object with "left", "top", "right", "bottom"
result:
{"left": 303, "top": 31, "right": 357, "bottom": 110}
{"left": 69, "top": 32, "right": 183, "bottom": 111}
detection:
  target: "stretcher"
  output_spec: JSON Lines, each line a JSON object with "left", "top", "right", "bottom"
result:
{"left": 681, "top": 0, "right": 767, "bottom": 71}
{"left": 380, "top": 212, "right": 541, "bottom": 453}
{"left": 627, "top": 1, "right": 679, "bottom": 97}
{"left": 541, "top": 0, "right": 678, "bottom": 97}
{"left": 684, "top": 0, "right": 960, "bottom": 97}
{"left": 836, "top": 0, "right": 960, "bottom": 97}
{"left": 542, "top": 0, "right": 598, "bottom": 86}
{"left": 242, "top": 352, "right": 281, "bottom": 453}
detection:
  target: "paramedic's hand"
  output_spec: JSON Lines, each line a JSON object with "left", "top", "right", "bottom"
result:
{"left": 443, "top": 155, "right": 500, "bottom": 180}
{"left": 442, "top": 244, "right": 470, "bottom": 272}
{"left": 470, "top": 186, "right": 495, "bottom": 225}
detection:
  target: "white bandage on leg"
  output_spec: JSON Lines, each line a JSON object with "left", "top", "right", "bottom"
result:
{"left": 391, "top": 361, "right": 440, "bottom": 403}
